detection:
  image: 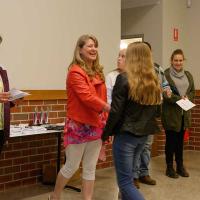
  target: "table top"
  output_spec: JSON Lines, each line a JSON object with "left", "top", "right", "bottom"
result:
{"left": 10, "top": 124, "right": 63, "bottom": 138}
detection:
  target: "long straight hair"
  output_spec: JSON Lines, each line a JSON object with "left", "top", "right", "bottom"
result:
{"left": 126, "top": 42, "right": 161, "bottom": 105}
{"left": 69, "top": 34, "right": 104, "bottom": 80}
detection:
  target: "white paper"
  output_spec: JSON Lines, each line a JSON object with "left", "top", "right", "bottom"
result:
{"left": 176, "top": 99, "right": 196, "bottom": 111}
{"left": 9, "top": 88, "right": 30, "bottom": 101}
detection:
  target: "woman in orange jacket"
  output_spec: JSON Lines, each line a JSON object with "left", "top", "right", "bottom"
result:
{"left": 49, "top": 34, "right": 110, "bottom": 200}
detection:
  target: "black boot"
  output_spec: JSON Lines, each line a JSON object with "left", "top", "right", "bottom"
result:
{"left": 166, "top": 165, "right": 179, "bottom": 178}
{"left": 177, "top": 165, "right": 189, "bottom": 177}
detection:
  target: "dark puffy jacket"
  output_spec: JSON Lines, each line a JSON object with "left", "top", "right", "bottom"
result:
{"left": 102, "top": 73, "right": 160, "bottom": 141}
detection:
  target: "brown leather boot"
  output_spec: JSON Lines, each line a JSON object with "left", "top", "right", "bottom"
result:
{"left": 139, "top": 175, "right": 156, "bottom": 185}
{"left": 133, "top": 178, "right": 140, "bottom": 189}
{"left": 177, "top": 166, "right": 189, "bottom": 177}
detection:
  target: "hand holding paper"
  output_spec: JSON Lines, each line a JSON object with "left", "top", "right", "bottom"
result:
{"left": 0, "top": 92, "right": 10, "bottom": 102}
{"left": 9, "top": 88, "right": 30, "bottom": 101}
{"left": 176, "top": 99, "right": 196, "bottom": 111}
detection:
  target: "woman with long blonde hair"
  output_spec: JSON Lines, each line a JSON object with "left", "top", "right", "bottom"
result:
{"left": 49, "top": 34, "right": 110, "bottom": 200}
{"left": 126, "top": 42, "right": 161, "bottom": 105}
{"left": 102, "top": 42, "right": 161, "bottom": 200}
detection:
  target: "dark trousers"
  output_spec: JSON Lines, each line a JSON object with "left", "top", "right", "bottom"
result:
{"left": 165, "top": 126, "right": 184, "bottom": 168}
{"left": 0, "top": 130, "right": 5, "bottom": 153}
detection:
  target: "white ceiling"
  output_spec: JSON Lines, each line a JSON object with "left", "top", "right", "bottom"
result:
{"left": 121, "top": 0, "right": 160, "bottom": 9}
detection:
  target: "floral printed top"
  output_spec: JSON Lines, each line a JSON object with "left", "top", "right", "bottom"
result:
{"left": 63, "top": 114, "right": 106, "bottom": 147}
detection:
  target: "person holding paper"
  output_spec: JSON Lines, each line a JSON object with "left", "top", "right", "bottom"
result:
{"left": 0, "top": 35, "right": 12, "bottom": 153}
{"left": 0, "top": 36, "right": 24, "bottom": 153}
{"left": 161, "top": 49, "right": 195, "bottom": 178}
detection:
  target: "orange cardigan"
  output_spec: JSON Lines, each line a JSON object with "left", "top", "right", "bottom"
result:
{"left": 66, "top": 65, "right": 107, "bottom": 127}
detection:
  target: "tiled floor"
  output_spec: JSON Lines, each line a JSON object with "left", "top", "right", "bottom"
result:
{"left": 0, "top": 151, "right": 200, "bottom": 200}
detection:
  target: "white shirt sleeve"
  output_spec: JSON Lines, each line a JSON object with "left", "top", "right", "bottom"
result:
{"left": 105, "top": 70, "right": 119, "bottom": 105}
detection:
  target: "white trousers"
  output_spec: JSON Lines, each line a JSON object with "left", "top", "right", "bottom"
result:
{"left": 60, "top": 139, "right": 102, "bottom": 180}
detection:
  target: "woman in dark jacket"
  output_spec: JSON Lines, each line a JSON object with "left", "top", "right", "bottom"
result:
{"left": 102, "top": 42, "right": 161, "bottom": 200}
{"left": 162, "top": 49, "right": 195, "bottom": 178}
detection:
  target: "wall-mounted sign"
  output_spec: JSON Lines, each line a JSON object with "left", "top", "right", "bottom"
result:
{"left": 173, "top": 28, "right": 179, "bottom": 41}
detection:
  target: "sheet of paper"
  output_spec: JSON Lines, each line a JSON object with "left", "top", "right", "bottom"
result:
{"left": 176, "top": 99, "right": 196, "bottom": 111}
{"left": 9, "top": 88, "right": 30, "bottom": 101}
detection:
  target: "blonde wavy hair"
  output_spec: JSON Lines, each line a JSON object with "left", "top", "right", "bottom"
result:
{"left": 126, "top": 42, "right": 161, "bottom": 105}
{"left": 69, "top": 34, "right": 104, "bottom": 80}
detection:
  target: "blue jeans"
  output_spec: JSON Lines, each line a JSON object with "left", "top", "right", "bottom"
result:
{"left": 113, "top": 132, "right": 147, "bottom": 200}
{"left": 134, "top": 135, "right": 153, "bottom": 178}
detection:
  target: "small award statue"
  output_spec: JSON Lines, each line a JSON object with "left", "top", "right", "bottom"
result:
{"left": 33, "top": 107, "right": 38, "bottom": 126}
{"left": 39, "top": 108, "right": 44, "bottom": 125}
{"left": 44, "top": 107, "right": 49, "bottom": 124}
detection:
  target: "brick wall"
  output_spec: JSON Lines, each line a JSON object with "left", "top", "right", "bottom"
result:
{"left": 0, "top": 99, "right": 67, "bottom": 191}
{"left": 0, "top": 92, "right": 199, "bottom": 191}
{"left": 10, "top": 99, "right": 66, "bottom": 125}
{"left": 0, "top": 98, "right": 113, "bottom": 191}
{"left": 0, "top": 133, "right": 58, "bottom": 191}
{"left": 188, "top": 96, "right": 200, "bottom": 151}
